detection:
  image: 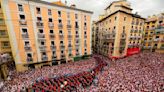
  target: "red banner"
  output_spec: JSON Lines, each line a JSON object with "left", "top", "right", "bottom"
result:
{"left": 126, "top": 47, "right": 140, "bottom": 56}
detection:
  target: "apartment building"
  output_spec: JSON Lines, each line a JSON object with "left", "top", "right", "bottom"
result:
{"left": 0, "top": 0, "right": 11, "bottom": 54}
{"left": 94, "top": 0, "right": 145, "bottom": 58}
{"left": 1, "top": 0, "right": 93, "bottom": 71}
{"left": 143, "top": 13, "right": 164, "bottom": 53}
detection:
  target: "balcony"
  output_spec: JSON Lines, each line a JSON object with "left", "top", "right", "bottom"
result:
{"left": 1, "top": 46, "right": 11, "bottom": 49}
{"left": 68, "top": 34, "right": 72, "bottom": 39}
{"left": 153, "top": 46, "right": 157, "bottom": 49}
{"left": 160, "top": 46, "right": 164, "bottom": 50}
{"left": 143, "top": 46, "right": 152, "bottom": 49}
{"left": 48, "top": 22, "right": 54, "bottom": 29}
{"left": 84, "top": 44, "right": 87, "bottom": 47}
{"left": 24, "top": 46, "right": 31, "bottom": 51}
{"left": 67, "top": 24, "right": 72, "bottom": 29}
{"left": 155, "top": 27, "right": 164, "bottom": 34}
{"left": 60, "top": 55, "right": 66, "bottom": 59}
{"left": 150, "top": 27, "right": 156, "bottom": 30}
{"left": 75, "top": 25, "right": 79, "bottom": 30}
{"left": 75, "top": 34, "right": 79, "bottom": 38}
{"left": 60, "top": 44, "right": 65, "bottom": 50}
{"left": 0, "top": 34, "right": 8, "bottom": 38}
{"left": 68, "top": 44, "right": 72, "bottom": 48}
{"left": 22, "top": 33, "right": 29, "bottom": 39}
{"left": 154, "top": 38, "right": 160, "bottom": 42}
{"left": 58, "top": 23, "right": 63, "bottom": 29}
{"left": 38, "top": 33, "right": 45, "bottom": 39}
{"left": 59, "top": 34, "right": 64, "bottom": 39}
{"left": 36, "top": 21, "right": 44, "bottom": 28}
{"left": 39, "top": 45, "right": 46, "bottom": 51}
{"left": 19, "top": 20, "right": 27, "bottom": 26}
{"left": 50, "top": 45, "right": 56, "bottom": 51}
{"left": 52, "top": 55, "right": 57, "bottom": 60}
{"left": 84, "top": 35, "right": 87, "bottom": 38}
{"left": 84, "top": 26, "right": 87, "bottom": 30}
{"left": 49, "top": 33, "right": 55, "bottom": 39}
{"left": 42, "top": 56, "right": 48, "bottom": 61}
{"left": 27, "top": 57, "right": 33, "bottom": 62}
{"left": 75, "top": 43, "right": 80, "bottom": 47}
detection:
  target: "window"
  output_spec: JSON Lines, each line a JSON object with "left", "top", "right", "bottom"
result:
{"left": 67, "top": 12, "right": 70, "bottom": 18}
{"left": 36, "top": 7, "right": 41, "bottom": 14}
{"left": 84, "top": 22, "right": 87, "bottom": 26}
{"left": 51, "top": 41, "right": 55, "bottom": 45}
{"left": 84, "top": 15, "right": 86, "bottom": 21}
{"left": 22, "top": 28, "right": 27, "bottom": 33}
{"left": 20, "top": 15, "right": 25, "bottom": 20}
{"left": 84, "top": 31, "right": 87, "bottom": 35}
{"left": 58, "top": 11, "right": 61, "bottom": 17}
{"left": 27, "top": 53, "right": 32, "bottom": 58}
{"left": 75, "top": 22, "right": 78, "bottom": 27}
{"left": 76, "top": 31, "right": 78, "bottom": 34}
{"left": 60, "top": 41, "right": 63, "bottom": 44}
{"left": 49, "top": 18, "right": 53, "bottom": 22}
{"left": 155, "top": 36, "right": 159, "bottom": 39}
{"left": 67, "top": 20, "right": 71, "bottom": 24}
{"left": 37, "top": 17, "right": 42, "bottom": 21}
{"left": 18, "top": 4, "right": 23, "bottom": 11}
{"left": 75, "top": 14, "right": 78, "bottom": 19}
{"left": 0, "top": 19, "right": 4, "bottom": 24}
{"left": 41, "top": 41, "right": 45, "bottom": 45}
{"left": 58, "top": 19, "right": 62, "bottom": 24}
{"left": 59, "top": 30, "right": 63, "bottom": 34}
{"left": 2, "top": 41, "right": 9, "bottom": 46}
{"left": 39, "top": 29, "right": 43, "bottom": 33}
{"left": 124, "top": 17, "right": 126, "bottom": 21}
{"left": 25, "top": 41, "right": 30, "bottom": 46}
{"left": 123, "top": 26, "right": 125, "bottom": 30}
{"left": 48, "top": 9, "right": 52, "bottom": 15}
{"left": 115, "top": 16, "right": 117, "bottom": 20}
{"left": 50, "top": 30, "right": 53, "bottom": 34}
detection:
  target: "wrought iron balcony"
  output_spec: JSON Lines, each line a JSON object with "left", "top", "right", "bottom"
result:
{"left": 68, "top": 34, "right": 72, "bottom": 39}
{"left": 75, "top": 25, "right": 79, "bottom": 30}
{"left": 67, "top": 24, "right": 72, "bottom": 29}
{"left": 52, "top": 55, "right": 57, "bottom": 60}
{"left": 154, "top": 38, "right": 160, "bottom": 42}
{"left": 24, "top": 46, "right": 31, "bottom": 51}
{"left": 19, "top": 20, "right": 27, "bottom": 26}
{"left": 48, "top": 22, "right": 54, "bottom": 29}
{"left": 76, "top": 34, "right": 79, "bottom": 38}
{"left": 59, "top": 34, "right": 64, "bottom": 39}
{"left": 36, "top": 21, "right": 44, "bottom": 28}
{"left": 84, "top": 26, "right": 87, "bottom": 30}
{"left": 27, "top": 57, "right": 33, "bottom": 62}
{"left": 39, "top": 45, "right": 46, "bottom": 51}
{"left": 38, "top": 33, "right": 45, "bottom": 39}
{"left": 42, "top": 56, "right": 48, "bottom": 61}
{"left": 49, "top": 33, "right": 55, "bottom": 39}
{"left": 84, "top": 35, "right": 87, "bottom": 38}
{"left": 58, "top": 23, "right": 63, "bottom": 29}
{"left": 50, "top": 45, "right": 56, "bottom": 51}
{"left": 60, "top": 54, "right": 66, "bottom": 59}
{"left": 60, "top": 44, "right": 65, "bottom": 50}
{"left": 68, "top": 44, "right": 72, "bottom": 48}
{"left": 22, "top": 33, "right": 29, "bottom": 39}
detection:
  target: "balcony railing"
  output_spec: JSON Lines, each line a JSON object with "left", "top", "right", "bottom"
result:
{"left": 60, "top": 44, "right": 65, "bottom": 50}
{"left": 58, "top": 23, "right": 63, "bottom": 29}
{"left": 75, "top": 34, "right": 79, "bottom": 38}
{"left": 39, "top": 45, "right": 46, "bottom": 51}
{"left": 48, "top": 22, "right": 54, "bottom": 29}
{"left": 150, "top": 27, "right": 156, "bottom": 30}
{"left": 38, "top": 33, "right": 45, "bottom": 39}
{"left": 42, "top": 56, "right": 48, "bottom": 61}
{"left": 68, "top": 44, "right": 72, "bottom": 48}
{"left": 68, "top": 35, "right": 72, "bottom": 39}
{"left": 59, "top": 34, "right": 64, "bottom": 39}
{"left": 67, "top": 24, "right": 72, "bottom": 29}
{"left": 49, "top": 33, "right": 55, "bottom": 39}
{"left": 75, "top": 25, "right": 79, "bottom": 30}
{"left": 19, "top": 20, "right": 27, "bottom": 26}
{"left": 60, "top": 55, "right": 66, "bottom": 59}
{"left": 24, "top": 46, "right": 31, "bottom": 51}
{"left": 84, "top": 26, "right": 87, "bottom": 30}
{"left": 0, "top": 35, "right": 8, "bottom": 38}
{"left": 84, "top": 35, "right": 87, "bottom": 38}
{"left": 22, "top": 33, "right": 29, "bottom": 39}
{"left": 154, "top": 38, "right": 160, "bottom": 42}
{"left": 52, "top": 55, "right": 57, "bottom": 60}
{"left": 50, "top": 45, "right": 56, "bottom": 51}
{"left": 36, "top": 21, "right": 44, "bottom": 28}
{"left": 27, "top": 57, "right": 33, "bottom": 62}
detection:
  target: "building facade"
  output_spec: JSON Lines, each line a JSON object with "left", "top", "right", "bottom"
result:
{"left": 143, "top": 13, "right": 164, "bottom": 53}
{"left": 0, "top": 0, "right": 11, "bottom": 54}
{"left": 1, "top": 0, "right": 93, "bottom": 72}
{"left": 94, "top": 0, "right": 145, "bottom": 58}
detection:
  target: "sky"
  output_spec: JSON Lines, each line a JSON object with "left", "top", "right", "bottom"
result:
{"left": 42, "top": 0, "right": 164, "bottom": 21}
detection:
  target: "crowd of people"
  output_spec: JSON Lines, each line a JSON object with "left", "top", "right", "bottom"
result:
{"left": 0, "top": 52, "right": 163, "bottom": 92}
{"left": 84, "top": 52, "right": 164, "bottom": 91}
{"left": 1, "top": 58, "right": 99, "bottom": 91}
